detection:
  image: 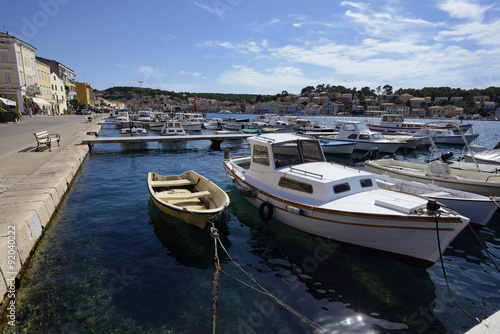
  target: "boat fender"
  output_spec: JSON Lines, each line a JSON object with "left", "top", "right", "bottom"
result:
{"left": 238, "top": 187, "right": 255, "bottom": 197}
{"left": 259, "top": 202, "right": 274, "bottom": 221}
{"left": 286, "top": 205, "right": 304, "bottom": 215}
{"left": 226, "top": 174, "right": 236, "bottom": 183}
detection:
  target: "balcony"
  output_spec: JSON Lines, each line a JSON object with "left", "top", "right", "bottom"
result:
{"left": 26, "top": 84, "right": 41, "bottom": 95}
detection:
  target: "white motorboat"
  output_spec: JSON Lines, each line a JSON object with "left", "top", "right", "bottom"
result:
{"left": 375, "top": 174, "right": 499, "bottom": 227}
{"left": 366, "top": 114, "right": 472, "bottom": 134}
{"left": 116, "top": 111, "right": 130, "bottom": 128}
{"left": 204, "top": 118, "right": 223, "bottom": 130}
{"left": 160, "top": 120, "right": 188, "bottom": 136}
{"left": 174, "top": 113, "right": 203, "bottom": 131}
{"left": 320, "top": 121, "right": 404, "bottom": 153}
{"left": 364, "top": 158, "right": 500, "bottom": 196}
{"left": 409, "top": 127, "right": 479, "bottom": 146}
{"left": 464, "top": 142, "right": 500, "bottom": 165}
{"left": 223, "top": 133, "right": 469, "bottom": 268}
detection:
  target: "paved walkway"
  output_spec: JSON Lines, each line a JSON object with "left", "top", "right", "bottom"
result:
{"left": 0, "top": 114, "right": 106, "bottom": 311}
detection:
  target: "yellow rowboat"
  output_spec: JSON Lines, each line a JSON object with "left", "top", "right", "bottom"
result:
{"left": 147, "top": 170, "right": 230, "bottom": 229}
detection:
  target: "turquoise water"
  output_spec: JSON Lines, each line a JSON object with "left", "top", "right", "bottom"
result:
{"left": 2, "top": 115, "right": 500, "bottom": 333}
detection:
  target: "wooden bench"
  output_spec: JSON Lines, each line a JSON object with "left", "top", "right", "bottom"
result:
{"left": 159, "top": 190, "right": 212, "bottom": 200}
{"left": 150, "top": 179, "right": 197, "bottom": 187}
{"left": 33, "top": 130, "right": 60, "bottom": 152}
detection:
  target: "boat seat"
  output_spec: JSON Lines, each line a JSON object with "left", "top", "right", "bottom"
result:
{"left": 150, "top": 179, "right": 196, "bottom": 187}
{"left": 159, "top": 190, "right": 212, "bottom": 200}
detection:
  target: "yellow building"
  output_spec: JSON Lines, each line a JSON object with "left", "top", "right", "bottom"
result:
{"left": 34, "top": 60, "right": 53, "bottom": 114}
{"left": 0, "top": 32, "right": 40, "bottom": 115}
{"left": 75, "top": 81, "right": 93, "bottom": 107}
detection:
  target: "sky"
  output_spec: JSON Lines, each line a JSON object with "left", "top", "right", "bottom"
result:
{"left": 3, "top": 0, "right": 500, "bottom": 95}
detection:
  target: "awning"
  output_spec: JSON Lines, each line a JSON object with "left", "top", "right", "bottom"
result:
{"left": 0, "top": 97, "right": 16, "bottom": 107}
{"left": 31, "top": 97, "right": 51, "bottom": 107}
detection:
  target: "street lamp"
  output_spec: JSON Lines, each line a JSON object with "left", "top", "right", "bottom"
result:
{"left": 138, "top": 80, "right": 144, "bottom": 111}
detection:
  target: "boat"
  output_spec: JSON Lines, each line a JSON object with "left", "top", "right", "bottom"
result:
{"left": 120, "top": 122, "right": 147, "bottom": 136}
{"left": 147, "top": 170, "right": 230, "bottom": 229}
{"left": 291, "top": 118, "right": 336, "bottom": 133}
{"left": 160, "top": 120, "right": 187, "bottom": 136}
{"left": 223, "top": 133, "right": 469, "bottom": 267}
{"left": 367, "top": 113, "right": 472, "bottom": 134}
{"left": 318, "top": 139, "right": 357, "bottom": 156}
{"left": 464, "top": 142, "right": 500, "bottom": 165}
{"left": 408, "top": 127, "right": 479, "bottom": 146}
{"left": 375, "top": 174, "right": 499, "bottom": 228}
{"left": 116, "top": 111, "right": 130, "bottom": 128}
{"left": 174, "top": 113, "right": 203, "bottom": 131}
{"left": 149, "top": 122, "right": 166, "bottom": 131}
{"left": 203, "top": 118, "right": 223, "bottom": 130}
{"left": 383, "top": 133, "right": 423, "bottom": 150}
{"left": 319, "top": 121, "right": 404, "bottom": 153}
{"left": 364, "top": 158, "right": 500, "bottom": 196}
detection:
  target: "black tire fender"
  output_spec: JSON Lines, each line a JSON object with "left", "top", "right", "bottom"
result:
{"left": 258, "top": 202, "right": 274, "bottom": 221}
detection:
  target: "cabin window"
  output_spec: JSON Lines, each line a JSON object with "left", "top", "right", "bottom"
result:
{"left": 343, "top": 123, "right": 356, "bottom": 131}
{"left": 333, "top": 182, "right": 351, "bottom": 194}
{"left": 253, "top": 144, "right": 270, "bottom": 166}
{"left": 359, "top": 134, "right": 370, "bottom": 140}
{"left": 360, "top": 178, "right": 373, "bottom": 188}
{"left": 300, "top": 141, "right": 325, "bottom": 163}
{"left": 274, "top": 143, "right": 301, "bottom": 168}
{"left": 348, "top": 134, "right": 358, "bottom": 139}
{"left": 279, "top": 177, "right": 313, "bottom": 194}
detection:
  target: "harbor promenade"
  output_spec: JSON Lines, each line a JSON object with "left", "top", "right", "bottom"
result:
{"left": 0, "top": 114, "right": 105, "bottom": 311}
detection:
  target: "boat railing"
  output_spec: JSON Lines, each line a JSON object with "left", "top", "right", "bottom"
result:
{"left": 485, "top": 174, "right": 500, "bottom": 183}
{"left": 423, "top": 121, "right": 480, "bottom": 171}
{"left": 290, "top": 167, "right": 323, "bottom": 179}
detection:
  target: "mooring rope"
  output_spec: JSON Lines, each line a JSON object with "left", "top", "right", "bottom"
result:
{"left": 210, "top": 224, "right": 328, "bottom": 333}
{"left": 430, "top": 202, "right": 480, "bottom": 324}
{"left": 466, "top": 224, "right": 500, "bottom": 273}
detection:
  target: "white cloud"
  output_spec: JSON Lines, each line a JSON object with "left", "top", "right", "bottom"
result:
{"left": 198, "top": 39, "right": 269, "bottom": 54}
{"left": 340, "top": 1, "right": 368, "bottom": 10}
{"left": 438, "top": 0, "right": 492, "bottom": 22}
{"left": 218, "top": 65, "right": 315, "bottom": 92}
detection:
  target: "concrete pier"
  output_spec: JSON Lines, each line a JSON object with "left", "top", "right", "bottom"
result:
{"left": 0, "top": 114, "right": 105, "bottom": 311}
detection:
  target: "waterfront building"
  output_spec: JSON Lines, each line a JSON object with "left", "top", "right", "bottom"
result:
{"left": 411, "top": 108, "right": 427, "bottom": 118}
{"left": 410, "top": 97, "right": 426, "bottom": 108}
{"left": 443, "top": 105, "right": 456, "bottom": 118}
{"left": 428, "top": 105, "right": 445, "bottom": 117}
{"left": 50, "top": 72, "right": 67, "bottom": 114}
{"left": 75, "top": 82, "right": 95, "bottom": 108}
{"left": 321, "top": 102, "right": 344, "bottom": 115}
{"left": 35, "top": 60, "right": 53, "bottom": 114}
{"left": 398, "top": 93, "right": 413, "bottom": 104}
{"left": 0, "top": 32, "right": 40, "bottom": 115}
{"left": 36, "top": 56, "right": 76, "bottom": 103}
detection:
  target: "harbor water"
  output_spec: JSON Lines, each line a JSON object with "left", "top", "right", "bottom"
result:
{"left": 2, "top": 115, "right": 500, "bottom": 333}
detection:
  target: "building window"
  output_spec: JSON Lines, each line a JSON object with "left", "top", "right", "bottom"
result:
{"left": 3, "top": 70, "right": 12, "bottom": 84}
{"left": 0, "top": 49, "right": 9, "bottom": 62}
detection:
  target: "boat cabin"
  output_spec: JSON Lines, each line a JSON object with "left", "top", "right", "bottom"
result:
{"left": 244, "top": 134, "right": 379, "bottom": 202}
{"left": 335, "top": 121, "right": 386, "bottom": 141}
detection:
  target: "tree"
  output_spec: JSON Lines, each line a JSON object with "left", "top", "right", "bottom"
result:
{"left": 383, "top": 84, "right": 393, "bottom": 95}
{"left": 301, "top": 86, "right": 315, "bottom": 95}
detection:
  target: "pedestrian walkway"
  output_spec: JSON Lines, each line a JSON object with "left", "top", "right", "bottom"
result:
{"left": 0, "top": 114, "right": 106, "bottom": 310}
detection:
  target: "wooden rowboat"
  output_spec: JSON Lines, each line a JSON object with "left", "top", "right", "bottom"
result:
{"left": 147, "top": 170, "right": 230, "bottom": 229}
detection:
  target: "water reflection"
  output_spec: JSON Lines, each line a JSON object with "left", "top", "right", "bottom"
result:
{"left": 147, "top": 199, "right": 231, "bottom": 269}
{"left": 227, "top": 188, "right": 446, "bottom": 333}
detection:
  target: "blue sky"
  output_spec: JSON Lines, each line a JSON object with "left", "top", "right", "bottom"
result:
{"left": 3, "top": 0, "right": 500, "bottom": 94}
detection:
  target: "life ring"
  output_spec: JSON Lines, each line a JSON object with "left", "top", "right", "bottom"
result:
{"left": 259, "top": 202, "right": 274, "bottom": 221}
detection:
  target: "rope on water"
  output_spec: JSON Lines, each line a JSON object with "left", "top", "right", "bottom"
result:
{"left": 466, "top": 224, "right": 500, "bottom": 273}
{"left": 210, "top": 224, "right": 221, "bottom": 334}
{"left": 430, "top": 204, "right": 480, "bottom": 324}
{"left": 210, "top": 225, "right": 328, "bottom": 333}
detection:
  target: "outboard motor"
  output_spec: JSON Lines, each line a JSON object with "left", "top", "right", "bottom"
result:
{"left": 440, "top": 151, "right": 454, "bottom": 163}
{"left": 353, "top": 147, "right": 379, "bottom": 163}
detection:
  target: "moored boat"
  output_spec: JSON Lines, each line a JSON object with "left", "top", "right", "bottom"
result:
{"left": 160, "top": 120, "right": 188, "bottom": 136}
{"left": 375, "top": 173, "right": 499, "bottom": 227}
{"left": 147, "top": 170, "right": 230, "bottom": 229}
{"left": 223, "top": 133, "right": 469, "bottom": 267}
{"left": 367, "top": 113, "right": 472, "bottom": 134}
{"left": 320, "top": 121, "right": 404, "bottom": 153}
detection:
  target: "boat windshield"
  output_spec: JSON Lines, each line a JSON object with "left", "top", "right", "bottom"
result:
{"left": 273, "top": 140, "right": 325, "bottom": 168}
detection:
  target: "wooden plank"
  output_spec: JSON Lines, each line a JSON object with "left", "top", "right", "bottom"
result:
{"left": 150, "top": 179, "right": 196, "bottom": 187}
{"left": 159, "top": 190, "right": 212, "bottom": 200}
